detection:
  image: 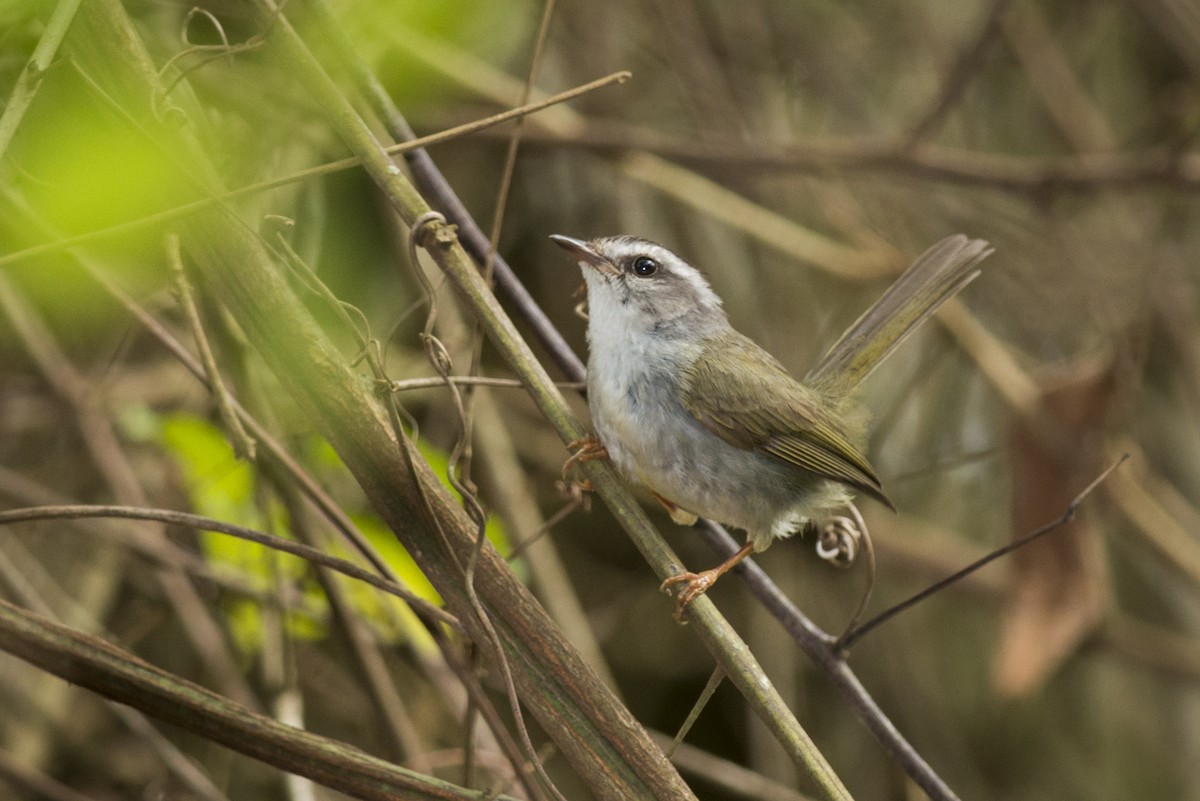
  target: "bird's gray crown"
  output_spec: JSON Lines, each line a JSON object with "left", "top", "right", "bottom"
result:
{"left": 585, "top": 236, "right": 724, "bottom": 316}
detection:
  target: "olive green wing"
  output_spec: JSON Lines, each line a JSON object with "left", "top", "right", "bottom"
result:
{"left": 680, "top": 333, "right": 892, "bottom": 508}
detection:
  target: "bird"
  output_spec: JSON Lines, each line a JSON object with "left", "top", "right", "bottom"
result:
{"left": 551, "top": 233, "right": 992, "bottom": 618}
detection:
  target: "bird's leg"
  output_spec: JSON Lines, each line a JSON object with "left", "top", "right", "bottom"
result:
{"left": 660, "top": 542, "right": 755, "bottom": 622}
{"left": 650, "top": 491, "right": 699, "bottom": 526}
{"left": 562, "top": 434, "right": 609, "bottom": 490}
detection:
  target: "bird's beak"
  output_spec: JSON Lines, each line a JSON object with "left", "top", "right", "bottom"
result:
{"left": 550, "top": 235, "right": 619, "bottom": 276}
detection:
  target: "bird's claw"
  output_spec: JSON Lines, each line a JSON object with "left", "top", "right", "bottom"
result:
{"left": 660, "top": 570, "right": 718, "bottom": 622}
{"left": 562, "top": 434, "right": 609, "bottom": 489}
{"left": 814, "top": 515, "right": 862, "bottom": 567}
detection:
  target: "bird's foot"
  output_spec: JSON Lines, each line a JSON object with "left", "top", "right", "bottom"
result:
{"left": 561, "top": 434, "right": 609, "bottom": 490}
{"left": 651, "top": 491, "right": 699, "bottom": 526}
{"left": 660, "top": 542, "right": 755, "bottom": 622}
{"left": 813, "top": 514, "right": 863, "bottom": 567}
{"left": 661, "top": 571, "right": 719, "bottom": 622}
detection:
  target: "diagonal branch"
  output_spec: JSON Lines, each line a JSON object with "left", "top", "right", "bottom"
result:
{"left": 0, "top": 598, "right": 522, "bottom": 801}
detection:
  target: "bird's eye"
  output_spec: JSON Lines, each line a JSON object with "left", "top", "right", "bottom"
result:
{"left": 632, "top": 256, "right": 659, "bottom": 277}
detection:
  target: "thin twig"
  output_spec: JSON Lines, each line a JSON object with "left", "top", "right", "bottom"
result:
{"left": 0, "top": 71, "right": 631, "bottom": 273}
{"left": 830, "top": 505, "right": 877, "bottom": 644}
{"left": 836, "top": 454, "right": 1129, "bottom": 651}
{"left": 406, "top": 216, "right": 563, "bottom": 801}
{"left": 649, "top": 732, "right": 819, "bottom": 801}
{"left": 904, "top": 0, "right": 1014, "bottom": 146}
{"left": 458, "top": 121, "right": 1200, "bottom": 192}
{"left": 667, "top": 667, "right": 725, "bottom": 758}
{"left": 389, "top": 375, "right": 585, "bottom": 392}
{"left": 167, "top": 233, "right": 256, "bottom": 460}
{"left": 451, "top": 4, "right": 558, "bottom": 791}
{"left": 0, "top": 505, "right": 460, "bottom": 629}
{"left": 456, "top": 0, "right": 558, "bottom": 508}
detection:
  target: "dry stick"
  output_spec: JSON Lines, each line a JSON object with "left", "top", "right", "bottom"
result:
{"left": 465, "top": 122, "right": 1200, "bottom": 193}
{"left": 836, "top": 454, "right": 1129, "bottom": 652}
{"left": 0, "top": 505, "right": 459, "bottom": 628}
{"left": 904, "top": 0, "right": 1014, "bottom": 147}
{"left": 0, "top": 72, "right": 630, "bottom": 274}
{"left": 668, "top": 667, "right": 726, "bottom": 758}
{"left": 0, "top": 466, "right": 303, "bottom": 607}
{"left": 277, "top": 490, "right": 432, "bottom": 775}
{"left": 482, "top": 0, "right": 557, "bottom": 285}
{"left": 404, "top": 218, "right": 562, "bottom": 801}
{"left": 828, "top": 505, "right": 877, "bottom": 644}
{"left": 459, "top": 0, "right": 558, "bottom": 531}
{"left": 0, "top": 543, "right": 233, "bottom": 801}
{"left": 389, "top": 376, "right": 585, "bottom": 392}
{"left": 649, "top": 733, "right": 820, "bottom": 801}
{"left": 455, "top": 2, "right": 558, "bottom": 788}
{"left": 275, "top": 222, "right": 552, "bottom": 801}
{"left": 0, "top": 598, "right": 524, "bottom": 801}
{"left": 167, "top": 233, "right": 256, "bottom": 460}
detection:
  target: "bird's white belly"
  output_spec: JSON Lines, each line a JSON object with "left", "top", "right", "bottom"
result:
{"left": 587, "top": 361, "right": 849, "bottom": 552}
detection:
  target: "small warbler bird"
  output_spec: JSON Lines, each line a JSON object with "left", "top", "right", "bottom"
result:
{"left": 551, "top": 233, "right": 992, "bottom": 617}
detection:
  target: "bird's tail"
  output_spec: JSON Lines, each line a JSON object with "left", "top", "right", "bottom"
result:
{"left": 804, "top": 234, "right": 993, "bottom": 397}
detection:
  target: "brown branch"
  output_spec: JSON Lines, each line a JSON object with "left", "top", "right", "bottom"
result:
{"left": 0, "top": 505, "right": 459, "bottom": 630}
{"left": 454, "top": 121, "right": 1200, "bottom": 192}
{"left": 905, "top": 0, "right": 1014, "bottom": 146}
{"left": 0, "top": 598, "right": 522, "bottom": 801}
{"left": 837, "top": 454, "right": 1128, "bottom": 651}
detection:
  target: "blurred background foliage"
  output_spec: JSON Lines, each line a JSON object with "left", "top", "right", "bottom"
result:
{"left": 2, "top": 0, "right": 1200, "bottom": 799}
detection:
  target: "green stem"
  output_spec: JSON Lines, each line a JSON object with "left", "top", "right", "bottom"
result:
{"left": 0, "top": 0, "right": 85, "bottom": 157}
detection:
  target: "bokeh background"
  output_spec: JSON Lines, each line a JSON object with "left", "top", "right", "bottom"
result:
{"left": 2, "top": 0, "right": 1199, "bottom": 799}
